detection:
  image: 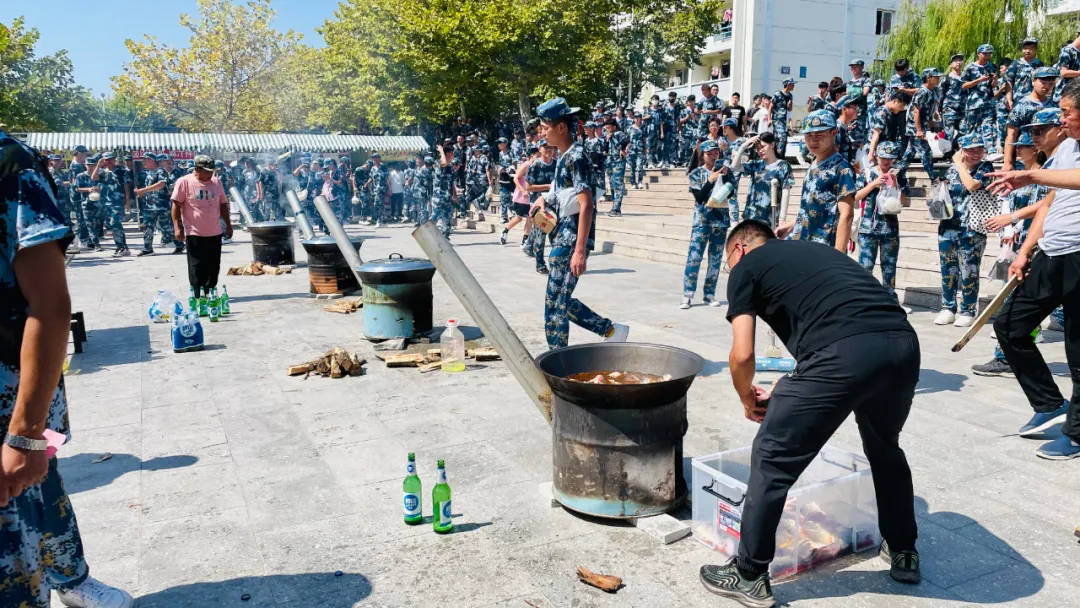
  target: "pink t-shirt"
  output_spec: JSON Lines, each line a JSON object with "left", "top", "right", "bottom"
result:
{"left": 172, "top": 173, "right": 227, "bottom": 236}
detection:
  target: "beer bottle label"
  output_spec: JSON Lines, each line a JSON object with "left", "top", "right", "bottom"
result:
{"left": 403, "top": 493, "right": 421, "bottom": 517}
{"left": 406, "top": 462, "right": 416, "bottom": 474}
{"left": 437, "top": 500, "right": 452, "bottom": 525}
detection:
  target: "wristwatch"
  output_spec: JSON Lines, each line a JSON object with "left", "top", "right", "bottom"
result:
{"left": 3, "top": 434, "right": 48, "bottom": 451}
{"left": 1011, "top": 212, "right": 1020, "bottom": 224}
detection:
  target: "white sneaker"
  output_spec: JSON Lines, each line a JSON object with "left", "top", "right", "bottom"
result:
{"left": 954, "top": 314, "right": 975, "bottom": 328}
{"left": 57, "top": 577, "right": 133, "bottom": 608}
{"left": 679, "top": 297, "right": 691, "bottom": 309}
{"left": 1040, "top": 316, "right": 1052, "bottom": 330}
{"left": 934, "top": 310, "right": 956, "bottom": 325}
{"left": 604, "top": 323, "right": 630, "bottom": 342}
{"left": 901, "top": 305, "right": 913, "bottom": 314}
{"left": 708, "top": 298, "right": 722, "bottom": 308}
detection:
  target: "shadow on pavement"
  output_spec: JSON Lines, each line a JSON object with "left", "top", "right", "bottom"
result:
{"left": 775, "top": 495, "right": 1043, "bottom": 604}
{"left": 700, "top": 359, "right": 730, "bottom": 377}
{"left": 227, "top": 292, "right": 309, "bottom": 303}
{"left": 135, "top": 572, "right": 372, "bottom": 608}
{"left": 586, "top": 267, "right": 635, "bottom": 275}
{"left": 68, "top": 325, "right": 150, "bottom": 374}
{"left": 59, "top": 453, "right": 199, "bottom": 494}
{"left": 914, "top": 369, "right": 966, "bottom": 394}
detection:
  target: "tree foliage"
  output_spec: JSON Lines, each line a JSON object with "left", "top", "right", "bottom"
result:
{"left": 113, "top": 0, "right": 303, "bottom": 132}
{"left": 878, "top": 0, "right": 1075, "bottom": 75}
{"left": 0, "top": 17, "right": 99, "bottom": 131}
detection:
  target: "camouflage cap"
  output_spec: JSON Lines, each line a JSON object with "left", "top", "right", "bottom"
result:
{"left": 193, "top": 154, "right": 215, "bottom": 170}
{"left": 699, "top": 140, "right": 721, "bottom": 153}
{"left": 1023, "top": 107, "right": 1063, "bottom": 129}
{"left": 801, "top": 110, "right": 837, "bottom": 133}
{"left": 977, "top": 43, "right": 994, "bottom": 54}
{"left": 876, "top": 141, "right": 900, "bottom": 159}
{"left": 1016, "top": 131, "right": 1035, "bottom": 147}
{"left": 958, "top": 133, "right": 985, "bottom": 149}
{"left": 921, "top": 67, "right": 943, "bottom": 78}
{"left": 1033, "top": 66, "right": 1060, "bottom": 79}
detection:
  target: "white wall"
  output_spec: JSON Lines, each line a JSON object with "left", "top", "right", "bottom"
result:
{"left": 733, "top": 0, "right": 897, "bottom": 119}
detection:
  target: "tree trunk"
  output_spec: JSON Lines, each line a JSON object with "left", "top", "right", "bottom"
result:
{"left": 517, "top": 86, "right": 531, "bottom": 128}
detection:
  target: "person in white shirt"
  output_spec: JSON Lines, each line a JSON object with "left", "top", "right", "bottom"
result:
{"left": 389, "top": 167, "right": 406, "bottom": 223}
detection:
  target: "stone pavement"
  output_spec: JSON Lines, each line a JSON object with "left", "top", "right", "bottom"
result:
{"left": 55, "top": 221, "right": 1079, "bottom": 607}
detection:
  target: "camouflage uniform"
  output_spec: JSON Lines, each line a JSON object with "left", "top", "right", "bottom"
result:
{"left": 527, "top": 157, "right": 557, "bottom": 270}
{"left": 497, "top": 150, "right": 516, "bottom": 222}
{"left": 962, "top": 61, "right": 999, "bottom": 154}
{"left": 66, "top": 160, "right": 91, "bottom": 245}
{"left": 583, "top": 131, "right": 606, "bottom": 201}
{"left": 791, "top": 151, "right": 857, "bottom": 246}
{"left": 938, "top": 157, "right": 993, "bottom": 315}
{"left": 369, "top": 163, "right": 390, "bottom": 224}
{"left": 431, "top": 163, "right": 455, "bottom": 237}
{"left": 73, "top": 169, "right": 103, "bottom": 249}
{"left": 0, "top": 132, "right": 90, "bottom": 608}
{"left": 645, "top": 104, "right": 662, "bottom": 166}
{"left": 886, "top": 70, "right": 922, "bottom": 101}
{"left": 1053, "top": 44, "right": 1080, "bottom": 104}
{"left": 1007, "top": 96, "right": 1049, "bottom": 138}
{"left": 98, "top": 168, "right": 128, "bottom": 252}
{"left": 465, "top": 152, "right": 490, "bottom": 213}
{"left": 771, "top": 88, "right": 793, "bottom": 156}
{"left": 403, "top": 164, "right": 417, "bottom": 222}
{"left": 856, "top": 166, "right": 906, "bottom": 296}
{"left": 510, "top": 137, "right": 524, "bottom": 161}
{"left": 908, "top": 82, "right": 940, "bottom": 178}
{"left": 697, "top": 94, "right": 723, "bottom": 136}
{"left": 544, "top": 142, "right": 612, "bottom": 349}
{"left": 941, "top": 71, "right": 967, "bottom": 141}
{"left": 139, "top": 167, "right": 174, "bottom": 252}
{"left": 679, "top": 107, "right": 698, "bottom": 165}
{"left": 413, "top": 162, "right": 434, "bottom": 226}
{"left": 605, "top": 129, "right": 629, "bottom": 213}
{"left": 740, "top": 158, "right": 794, "bottom": 226}
{"left": 239, "top": 168, "right": 263, "bottom": 222}
{"left": 49, "top": 163, "right": 73, "bottom": 228}
{"left": 626, "top": 124, "right": 645, "bottom": 187}
{"left": 683, "top": 162, "right": 730, "bottom": 301}
{"left": 1007, "top": 56, "right": 1044, "bottom": 102}
{"left": 866, "top": 85, "right": 887, "bottom": 138}
{"left": 846, "top": 74, "right": 873, "bottom": 145}
{"left": 660, "top": 101, "right": 679, "bottom": 165}
{"left": 259, "top": 167, "right": 281, "bottom": 221}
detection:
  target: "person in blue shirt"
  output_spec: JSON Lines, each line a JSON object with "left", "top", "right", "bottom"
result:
{"left": 941, "top": 53, "right": 968, "bottom": 141}
{"left": 962, "top": 44, "right": 1001, "bottom": 155}
{"left": 660, "top": 91, "right": 680, "bottom": 168}
{"left": 1006, "top": 38, "right": 1044, "bottom": 108}
{"left": 731, "top": 132, "right": 794, "bottom": 227}
{"left": 534, "top": 97, "right": 629, "bottom": 348}
{"left": 770, "top": 79, "right": 795, "bottom": 157}
{"left": 908, "top": 68, "right": 943, "bottom": 179}
{"left": 934, "top": 133, "right": 994, "bottom": 327}
{"left": 855, "top": 142, "right": 907, "bottom": 302}
{"left": 680, "top": 139, "right": 730, "bottom": 309}
{"left": 604, "top": 118, "right": 630, "bottom": 217}
{"left": 1003, "top": 66, "right": 1057, "bottom": 172}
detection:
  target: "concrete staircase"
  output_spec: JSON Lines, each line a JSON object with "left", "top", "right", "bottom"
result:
{"left": 479, "top": 166, "right": 1010, "bottom": 311}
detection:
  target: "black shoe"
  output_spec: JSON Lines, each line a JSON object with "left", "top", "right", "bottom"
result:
{"left": 972, "top": 358, "right": 1013, "bottom": 377}
{"left": 879, "top": 540, "right": 921, "bottom": 584}
{"left": 172, "top": 245, "right": 185, "bottom": 254}
{"left": 699, "top": 559, "right": 775, "bottom": 608}
{"left": 536, "top": 266, "right": 549, "bottom": 275}
{"left": 607, "top": 210, "right": 622, "bottom": 217}
{"left": 499, "top": 230, "right": 508, "bottom": 245}
{"left": 136, "top": 249, "right": 154, "bottom": 257}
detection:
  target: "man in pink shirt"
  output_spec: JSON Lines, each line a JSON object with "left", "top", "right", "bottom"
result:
{"left": 171, "top": 155, "right": 232, "bottom": 299}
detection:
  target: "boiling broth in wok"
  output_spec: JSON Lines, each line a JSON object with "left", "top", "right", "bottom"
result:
{"left": 566, "top": 370, "right": 672, "bottom": 385}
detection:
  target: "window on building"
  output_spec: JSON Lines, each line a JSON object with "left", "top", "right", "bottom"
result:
{"left": 876, "top": 10, "right": 893, "bottom": 35}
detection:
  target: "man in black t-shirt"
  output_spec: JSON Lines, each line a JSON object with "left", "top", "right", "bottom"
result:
{"left": 699, "top": 221, "right": 922, "bottom": 608}
{"left": 722, "top": 92, "right": 747, "bottom": 132}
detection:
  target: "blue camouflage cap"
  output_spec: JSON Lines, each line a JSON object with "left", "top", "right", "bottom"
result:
{"left": 801, "top": 109, "right": 837, "bottom": 133}
{"left": 876, "top": 141, "right": 900, "bottom": 159}
{"left": 977, "top": 43, "right": 994, "bottom": 54}
{"left": 835, "top": 95, "right": 855, "bottom": 109}
{"left": 722, "top": 117, "right": 738, "bottom": 128}
{"left": 101, "top": 151, "right": 115, "bottom": 160}
{"left": 872, "top": 79, "right": 885, "bottom": 86}
{"left": 1022, "top": 37, "right": 1039, "bottom": 47}
{"left": 1033, "top": 66, "right": 1059, "bottom": 79}
{"left": 584, "top": 121, "right": 596, "bottom": 128}
{"left": 85, "top": 155, "right": 100, "bottom": 164}
{"left": 950, "top": 53, "right": 966, "bottom": 63}
{"left": 47, "top": 153, "right": 61, "bottom": 160}
{"left": 1016, "top": 131, "right": 1035, "bottom": 147}
{"left": 633, "top": 110, "right": 642, "bottom": 118}
{"left": 424, "top": 156, "right": 434, "bottom": 164}
{"left": 699, "top": 140, "right": 721, "bottom": 153}
{"left": 497, "top": 137, "right": 508, "bottom": 143}
{"left": 921, "top": 67, "right": 943, "bottom": 78}
{"left": 848, "top": 58, "right": 865, "bottom": 67}
{"left": 782, "top": 78, "right": 795, "bottom": 86}
{"left": 1023, "top": 107, "right": 1063, "bottom": 129}
{"left": 958, "top": 133, "right": 985, "bottom": 149}
{"left": 74, "top": 145, "right": 88, "bottom": 153}
{"left": 537, "top": 97, "right": 580, "bottom": 121}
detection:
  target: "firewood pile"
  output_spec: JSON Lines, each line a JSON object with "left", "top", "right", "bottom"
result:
{"left": 287, "top": 347, "right": 366, "bottom": 378}
{"left": 323, "top": 298, "right": 363, "bottom": 314}
{"left": 227, "top": 261, "right": 293, "bottom": 276}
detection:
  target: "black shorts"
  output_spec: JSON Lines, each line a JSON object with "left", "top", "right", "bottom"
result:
{"left": 513, "top": 203, "right": 530, "bottom": 218}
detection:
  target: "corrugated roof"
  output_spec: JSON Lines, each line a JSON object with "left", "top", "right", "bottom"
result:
{"left": 19, "top": 132, "right": 429, "bottom": 154}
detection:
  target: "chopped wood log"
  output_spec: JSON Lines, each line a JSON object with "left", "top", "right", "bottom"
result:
{"left": 323, "top": 298, "right": 363, "bottom": 314}
{"left": 576, "top": 566, "right": 623, "bottom": 593}
{"left": 288, "top": 347, "right": 366, "bottom": 379}
{"left": 418, "top": 361, "right": 442, "bottom": 373}
{"left": 426, "top": 348, "right": 441, "bottom": 359}
{"left": 287, "top": 362, "right": 315, "bottom": 376}
{"left": 384, "top": 353, "right": 425, "bottom": 367}
{"left": 471, "top": 346, "right": 500, "bottom": 361}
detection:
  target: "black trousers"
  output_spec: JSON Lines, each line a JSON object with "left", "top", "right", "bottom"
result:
{"left": 186, "top": 234, "right": 222, "bottom": 297}
{"left": 738, "top": 330, "right": 921, "bottom": 575}
{"left": 994, "top": 251, "right": 1080, "bottom": 440}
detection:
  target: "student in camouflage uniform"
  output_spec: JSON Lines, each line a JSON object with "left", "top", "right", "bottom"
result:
{"left": 47, "top": 155, "right": 72, "bottom": 230}
{"left": 496, "top": 138, "right": 516, "bottom": 222}
{"left": 846, "top": 59, "right": 873, "bottom": 146}
{"left": 431, "top": 146, "right": 456, "bottom": 238}
{"left": 697, "top": 82, "right": 724, "bottom": 142}
{"left": 259, "top": 161, "right": 282, "bottom": 221}
{"left": 535, "top": 97, "right": 628, "bottom": 348}
{"left": 645, "top": 95, "right": 662, "bottom": 167}
{"left": 678, "top": 96, "right": 699, "bottom": 167}
{"left": 995, "top": 59, "right": 1013, "bottom": 154}
{"left": 603, "top": 118, "right": 629, "bottom": 217}
{"left": 909, "top": 68, "right": 943, "bottom": 179}
{"left": 1052, "top": 30, "right": 1080, "bottom": 104}
{"left": 887, "top": 58, "right": 922, "bottom": 101}
{"left": 778, "top": 110, "right": 856, "bottom": 250}
{"left": 366, "top": 153, "right": 389, "bottom": 227}
{"left": 679, "top": 139, "right": 730, "bottom": 309}
{"left": 97, "top": 153, "right": 130, "bottom": 257}
{"left": 67, "top": 145, "right": 91, "bottom": 249}
{"left": 414, "top": 156, "right": 434, "bottom": 227}
{"left": 526, "top": 143, "right": 557, "bottom": 273}
{"left": 934, "top": 134, "right": 994, "bottom": 327}
{"left": 238, "top": 158, "right": 263, "bottom": 222}
{"left": 582, "top": 122, "right": 606, "bottom": 202}
{"left": 833, "top": 95, "right": 859, "bottom": 167}
{"left": 855, "top": 142, "right": 906, "bottom": 299}
{"left": 627, "top": 113, "right": 646, "bottom": 188}
{"left": 808, "top": 82, "right": 830, "bottom": 113}
{"left": 869, "top": 92, "right": 911, "bottom": 175}
{"left": 660, "top": 91, "right": 680, "bottom": 168}
{"left": 866, "top": 80, "right": 886, "bottom": 135}
{"left": 770, "top": 78, "right": 795, "bottom": 157}
{"left": 465, "top": 145, "right": 490, "bottom": 220}
{"left": 0, "top": 130, "right": 134, "bottom": 608}
{"left": 73, "top": 157, "right": 105, "bottom": 251}
{"left": 1007, "top": 38, "right": 1044, "bottom": 108}
{"left": 134, "top": 154, "right": 174, "bottom": 256}
{"left": 510, "top": 132, "right": 525, "bottom": 161}
{"left": 402, "top": 159, "right": 417, "bottom": 224}
{"left": 941, "top": 54, "right": 968, "bottom": 141}
{"left": 1003, "top": 66, "right": 1056, "bottom": 172}
{"left": 962, "top": 44, "right": 1000, "bottom": 156}
{"left": 732, "top": 132, "right": 794, "bottom": 226}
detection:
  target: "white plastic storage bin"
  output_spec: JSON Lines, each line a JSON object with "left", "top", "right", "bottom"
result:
{"left": 691, "top": 445, "right": 880, "bottom": 580}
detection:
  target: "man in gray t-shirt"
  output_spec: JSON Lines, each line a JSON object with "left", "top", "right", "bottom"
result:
{"left": 989, "top": 88, "right": 1080, "bottom": 460}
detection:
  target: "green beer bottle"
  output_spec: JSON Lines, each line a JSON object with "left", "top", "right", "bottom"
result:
{"left": 432, "top": 460, "right": 452, "bottom": 533}
{"left": 221, "top": 285, "right": 230, "bottom": 315}
{"left": 403, "top": 452, "right": 422, "bottom": 525}
{"left": 198, "top": 294, "right": 208, "bottom": 317}
{"left": 208, "top": 288, "right": 220, "bottom": 322}
{"left": 188, "top": 286, "right": 197, "bottom": 313}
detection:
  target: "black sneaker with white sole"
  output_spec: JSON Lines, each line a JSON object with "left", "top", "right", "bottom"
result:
{"left": 971, "top": 358, "right": 1013, "bottom": 377}
{"left": 699, "top": 559, "right": 775, "bottom": 608}
{"left": 879, "top": 540, "right": 921, "bottom": 584}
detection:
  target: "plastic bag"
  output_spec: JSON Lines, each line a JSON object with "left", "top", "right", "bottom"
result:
{"left": 148, "top": 290, "right": 178, "bottom": 323}
{"left": 987, "top": 247, "right": 1016, "bottom": 281}
{"left": 927, "top": 181, "right": 953, "bottom": 220}
{"left": 877, "top": 184, "right": 902, "bottom": 215}
{"left": 706, "top": 181, "right": 734, "bottom": 209}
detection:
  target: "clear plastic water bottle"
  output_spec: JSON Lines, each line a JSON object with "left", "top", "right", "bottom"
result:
{"left": 440, "top": 319, "right": 466, "bottom": 372}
